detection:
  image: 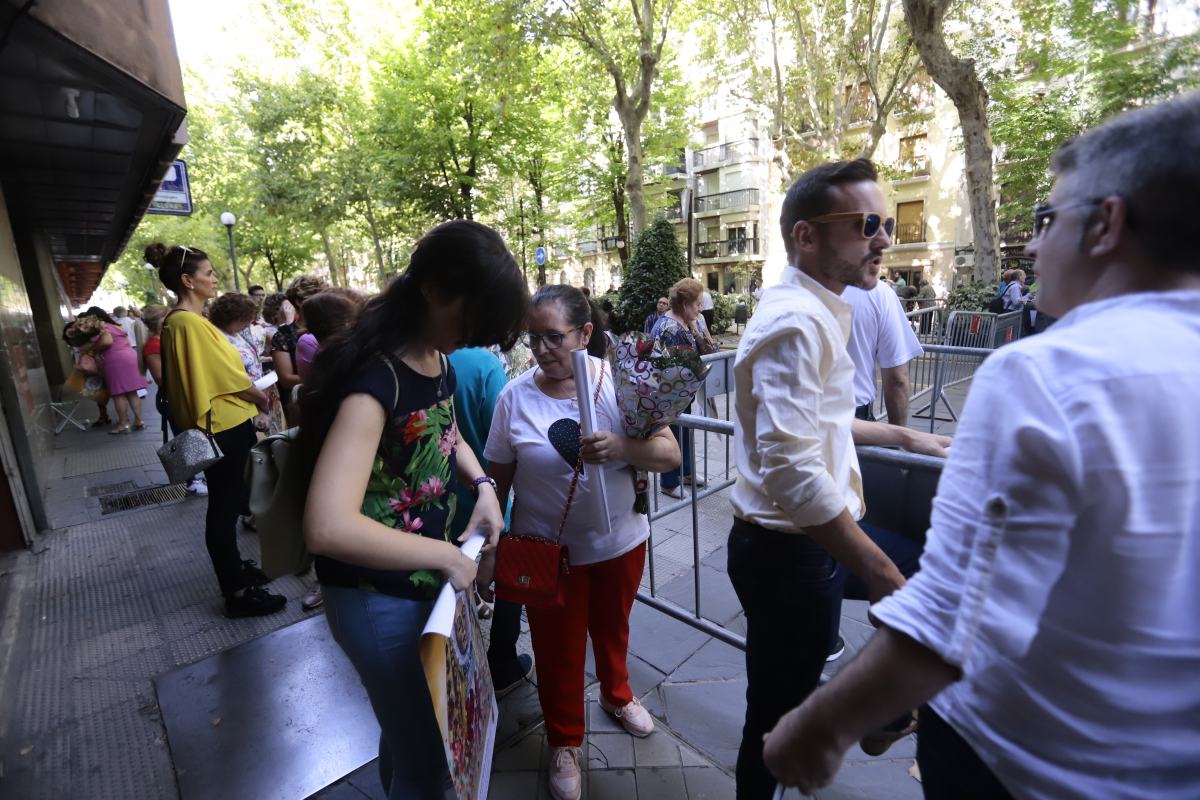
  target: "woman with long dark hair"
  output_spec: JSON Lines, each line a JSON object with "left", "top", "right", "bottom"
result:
{"left": 479, "top": 285, "right": 680, "bottom": 800}
{"left": 300, "top": 220, "right": 529, "bottom": 799}
{"left": 146, "top": 243, "right": 283, "bottom": 618}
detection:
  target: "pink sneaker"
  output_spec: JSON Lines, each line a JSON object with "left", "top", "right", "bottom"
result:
{"left": 548, "top": 746, "right": 582, "bottom": 800}
{"left": 599, "top": 696, "right": 655, "bottom": 737}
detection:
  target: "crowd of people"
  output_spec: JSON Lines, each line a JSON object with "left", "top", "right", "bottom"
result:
{"left": 62, "top": 92, "right": 1199, "bottom": 800}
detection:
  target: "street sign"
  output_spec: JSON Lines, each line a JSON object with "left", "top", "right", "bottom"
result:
{"left": 148, "top": 160, "right": 193, "bottom": 216}
{"left": 534, "top": 246, "right": 547, "bottom": 265}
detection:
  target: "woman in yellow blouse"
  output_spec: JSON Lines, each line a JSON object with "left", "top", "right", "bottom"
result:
{"left": 145, "top": 242, "right": 283, "bottom": 618}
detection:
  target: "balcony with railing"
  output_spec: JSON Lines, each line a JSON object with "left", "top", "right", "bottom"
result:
{"left": 694, "top": 188, "right": 760, "bottom": 214}
{"left": 896, "top": 156, "right": 930, "bottom": 178}
{"left": 695, "top": 237, "right": 761, "bottom": 260}
{"left": 600, "top": 235, "right": 623, "bottom": 251}
{"left": 665, "top": 204, "right": 683, "bottom": 221}
{"left": 692, "top": 139, "right": 760, "bottom": 169}
{"left": 894, "top": 222, "right": 926, "bottom": 244}
{"left": 577, "top": 239, "right": 600, "bottom": 255}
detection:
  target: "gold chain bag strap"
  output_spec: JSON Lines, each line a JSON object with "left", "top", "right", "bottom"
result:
{"left": 494, "top": 359, "right": 607, "bottom": 609}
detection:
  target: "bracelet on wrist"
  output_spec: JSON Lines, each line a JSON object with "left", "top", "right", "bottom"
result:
{"left": 470, "top": 476, "right": 498, "bottom": 498}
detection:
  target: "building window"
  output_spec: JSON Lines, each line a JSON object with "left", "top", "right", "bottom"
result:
{"left": 584, "top": 268, "right": 595, "bottom": 291}
{"left": 846, "top": 80, "right": 873, "bottom": 122}
{"left": 896, "top": 201, "right": 925, "bottom": 244}
{"left": 898, "top": 134, "right": 929, "bottom": 176}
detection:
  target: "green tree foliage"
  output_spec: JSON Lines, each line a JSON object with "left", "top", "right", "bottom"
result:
{"left": 991, "top": 0, "right": 1200, "bottom": 231}
{"left": 373, "top": 0, "right": 540, "bottom": 223}
{"left": 698, "top": 0, "right": 922, "bottom": 178}
{"left": 614, "top": 218, "right": 689, "bottom": 331}
{"left": 530, "top": 0, "right": 687, "bottom": 238}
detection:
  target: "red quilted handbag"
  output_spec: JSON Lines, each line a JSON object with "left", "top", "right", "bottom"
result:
{"left": 494, "top": 362, "right": 604, "bottom": 609}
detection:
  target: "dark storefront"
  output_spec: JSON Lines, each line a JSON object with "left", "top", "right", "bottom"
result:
{"left": 0, "top": 0, "right": 187, "bottom": 548}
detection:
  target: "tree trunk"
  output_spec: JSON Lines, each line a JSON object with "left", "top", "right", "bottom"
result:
{"left": 265, "top": 249, "right": 282, "bottom": 292}
{"left": 363, "top": 195, "right": 388, "bottom": 288}
{"left": 612, "top": 183, "right": 631, "bottom": 268}
{"left": 902, "top": 0, "right": 1000, "bottom": 283}
{"left": 319, "top": 227, "right": 341, "bottom": 287}
{"left": 619, "top": 106, "right": 648, "bottom": 239}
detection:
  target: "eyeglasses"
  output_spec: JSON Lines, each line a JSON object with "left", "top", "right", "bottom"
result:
{"left": 522, "top": 327, "right": 579, "bottom": 350}
{"left": 807, "top": 212, "right": 896, "bottom": 239}
{"left": 1032, "top": 199, "right": 1103, "bottom": 239}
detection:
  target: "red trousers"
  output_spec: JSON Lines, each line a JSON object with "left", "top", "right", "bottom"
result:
{"left": 526, "top": 541, "right": 646, "bottom": 747}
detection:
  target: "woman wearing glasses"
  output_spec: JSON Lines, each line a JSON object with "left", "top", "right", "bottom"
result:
{"left": 479, "top": 285, "right": 680, "bottom": 800}
{"left": 650, "top": 277, "right": 712, "bottom": 499}
{"left": 145, "top": 243, "right": 282, "bottom": 618}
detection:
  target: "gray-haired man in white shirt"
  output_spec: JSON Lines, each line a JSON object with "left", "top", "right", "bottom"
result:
{"left": 728, "top": 158, "right": 949, "bottom": 799}
{"left": 764, "top": 94, "right": 1200, "bottom": 800}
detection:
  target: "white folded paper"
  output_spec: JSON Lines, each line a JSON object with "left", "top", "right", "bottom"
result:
{"left": 253, "top": 371, "right": 278, "bottom": 391}
{"left": 572, "top": 348, "right": 613, "bottom": 536}
{"left": 422, "top": 533, "right": 486, "bottom": 638}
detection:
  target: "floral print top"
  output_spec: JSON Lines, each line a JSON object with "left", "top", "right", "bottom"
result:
{"left": 314, "top": 353, "right": 461, "bottom": 599}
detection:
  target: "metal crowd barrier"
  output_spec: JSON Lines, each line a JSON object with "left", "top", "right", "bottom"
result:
{"left": 637, "top": 402, "right": 948, "bottom": 651}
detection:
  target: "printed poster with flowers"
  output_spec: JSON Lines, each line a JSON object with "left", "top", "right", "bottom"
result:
{"left": 420, "top": 534, "right": 497, "bottom": 800}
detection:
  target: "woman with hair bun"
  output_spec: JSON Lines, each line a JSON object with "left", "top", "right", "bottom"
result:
{"left": 145, "top": 242, "right": 284, "bottom": 618}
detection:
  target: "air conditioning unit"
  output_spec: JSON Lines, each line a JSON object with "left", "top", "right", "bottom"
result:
{"left": 953, "top": 253, "right": 974, "bottom": 269}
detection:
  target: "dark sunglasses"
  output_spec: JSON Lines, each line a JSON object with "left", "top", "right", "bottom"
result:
{"left": 807, "top": 212, "right": 896, "bottom": 239}
{"left": 1032, "top": 199, "right": 1103, "bottom": 239}
{"left": 522, "top": 327, "right": 579, "bottom": 350}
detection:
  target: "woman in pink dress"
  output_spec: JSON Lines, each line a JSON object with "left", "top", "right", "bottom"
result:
{"left": 82, "top": 306, "right": 147, "bottom": 433}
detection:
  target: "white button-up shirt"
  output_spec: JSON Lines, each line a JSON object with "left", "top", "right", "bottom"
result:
{"left": 872, "top": 290, "right": 1200, "bottom": 800}
{"left": 731, "top": 266, "right": 864, "bottom": 531}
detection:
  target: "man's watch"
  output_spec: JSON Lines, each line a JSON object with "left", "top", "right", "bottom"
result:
{"left": 470, "top": 476, "right": 498, "bottom": 498}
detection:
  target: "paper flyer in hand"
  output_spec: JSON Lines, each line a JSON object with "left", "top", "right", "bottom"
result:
{"left": 420, "top": 534, "right": 497, "bottom": 800}
{"left": 253, "top": 371, "right": 278, "bottom": 391}
{"left": 571, "top": 348, "right": 613, "bottom": 536}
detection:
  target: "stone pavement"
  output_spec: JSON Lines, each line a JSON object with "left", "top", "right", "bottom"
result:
{"left": 0, "top": 368, "right": 944, "bottom": 800}
{"left": 0, "top": 400, "right": 320, "bottom": 799}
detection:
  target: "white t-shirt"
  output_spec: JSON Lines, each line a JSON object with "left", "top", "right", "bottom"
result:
{"left": 484, "top": 356, "right": 649, "bottom": 566}
{"left": 844, "top": 283, "right": 924, "bottom": 407}
{"left": 701, "top": 290, "right": 715, "bottom": 311}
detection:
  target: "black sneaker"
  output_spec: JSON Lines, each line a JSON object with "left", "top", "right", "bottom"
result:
{"left": 241, "top": 559, "right": 270, "bottom": 587}
{"left": 225, "top": 586, "right": 287, "bottom": 618}
{"left": 826, "top": 635, "right": 846, "bottom": 662}
{"left": 491, "top": 653, "right": 535, "bottom": 699}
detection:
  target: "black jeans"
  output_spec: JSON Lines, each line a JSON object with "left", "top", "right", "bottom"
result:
{"left": 827, "top": 522, "right": 924, "bottom": 652}
{"left": 487, "top": 598, "right": 523, "bottom": 670}
{"left": 917, "top": 705, "right": 1014, "bottom": 800}
{"left": 728, "top": 519, "right": 846, "bottom": 800}
{"left": 202, "top": 420, "right": 256, "bottom": 596}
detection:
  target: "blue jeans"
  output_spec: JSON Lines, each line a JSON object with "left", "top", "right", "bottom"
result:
{"left": 660, "top": 422, "right": 693, "bottom": 490}
{"left": 728, "top": 519, "right": 846, "bottom": 800}
{"left": 323, "top": 585, "right": 448, "bottom": 800}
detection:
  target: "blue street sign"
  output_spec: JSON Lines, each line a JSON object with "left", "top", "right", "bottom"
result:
{"left": 148, "top": 160, "right": 193, "bottom": 216}
{"left": 534, "top": 246, "right": 547, "bottom": 265}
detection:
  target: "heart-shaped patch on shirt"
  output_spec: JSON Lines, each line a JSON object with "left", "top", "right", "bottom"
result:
{"left": 548, "top": 418, "right": 584, "bottom": 475}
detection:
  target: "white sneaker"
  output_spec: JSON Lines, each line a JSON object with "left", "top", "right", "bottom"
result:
{"left": 186, "top": 477, "right": 208, "bottom": 496}
{"left": 548, "top": 746, "right": 582, "bottom": 800}
{"left": 599, "top": 696, "right": 655, "bottom": 737}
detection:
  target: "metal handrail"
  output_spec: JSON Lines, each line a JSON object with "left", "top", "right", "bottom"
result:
{"left": 637, "top": 398, "right": 949, "bottom": 651}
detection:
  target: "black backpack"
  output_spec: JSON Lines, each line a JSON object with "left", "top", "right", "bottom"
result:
{"left": 987, "top": 283, "right": 1009, "bottom": 314}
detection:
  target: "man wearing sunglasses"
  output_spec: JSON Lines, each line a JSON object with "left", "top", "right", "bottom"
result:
{"left": 762, "top": 95, "right": 1200, "bottom": 800}
{"left": 727, "top": 157, "right": 950, "bottom": 799}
